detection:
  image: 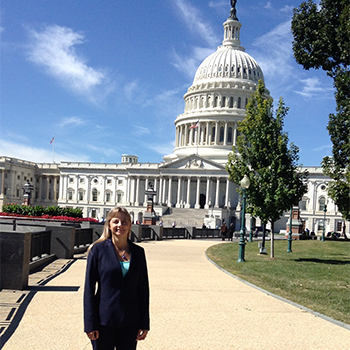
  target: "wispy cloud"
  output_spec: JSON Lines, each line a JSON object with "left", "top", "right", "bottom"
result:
{"left": 172, "top": 46, "right": 214, "bottom": 79}
{"left": 295, "top": 77, "right": 334, "bottom": 98}
{"left": 252, "top": 20, "right": 294, "bottom": 83}
{"left": 0, "top": 139, "right": 89, "bottom": 163}
{"left": 134, "top": 126, "right": 151, "bottom": 136}
{"left": 59, "top": 116, "right": 86, "bottom": 127}
{"left": 26, "top": 25, "right": 107, "bottom": 100}
{"left": 173, "top": 0, "right": 219, "bottom": 47}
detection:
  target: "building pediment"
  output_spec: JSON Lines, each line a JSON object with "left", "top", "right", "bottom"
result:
{"left": 159, "top": 154, "right": 226, "bottom": 171}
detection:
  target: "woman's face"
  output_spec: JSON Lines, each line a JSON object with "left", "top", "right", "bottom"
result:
{"left": 109, "top": 212, "right": 131, "bottom": 239}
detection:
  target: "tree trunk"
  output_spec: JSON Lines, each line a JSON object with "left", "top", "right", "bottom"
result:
{"left": 270, "top": 221, "right": 275, "bottom": 258}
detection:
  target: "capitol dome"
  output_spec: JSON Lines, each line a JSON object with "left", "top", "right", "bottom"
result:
{"left": 164, "top": 6, "right": 270, "bottom": 165}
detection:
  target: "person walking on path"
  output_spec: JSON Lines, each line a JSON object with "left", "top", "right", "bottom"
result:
{"left": 83, "top": 207, "right": 150, "bottom": 350}
{"left": 227, "top": 223, "right": 234, "bottom": 241}
{"left": 220, "top": 222, "right": 227, "bottom": 241}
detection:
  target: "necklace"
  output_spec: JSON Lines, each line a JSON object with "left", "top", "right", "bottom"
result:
{"left": 114, "top": 245, "right": 128, "bottom": 261}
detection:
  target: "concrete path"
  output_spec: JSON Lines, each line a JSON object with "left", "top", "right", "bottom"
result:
{"left": 1, "top": 240, "right": 349, "bottom": 350}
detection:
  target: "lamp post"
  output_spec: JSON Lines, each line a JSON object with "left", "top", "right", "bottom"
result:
{"left": 238, "top": 175, "right": 250, "bottom": 262}
{"left": 287, "top": 205, "right": 293, "bottom": 252}
{"left": 249, "top": 216, "right": 253, "bottom": 242}
{"left": 322, "top": 204, "right": 327, "bottom": 242}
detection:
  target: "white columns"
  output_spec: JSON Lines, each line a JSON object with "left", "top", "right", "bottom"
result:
{"left": 195, "top": 177, "right": 201, "bottom": 209}
{"left": 225, "top": 177, "right": 230, "bottom": 208}
{"left": 224, "top": 122, "right": 228, "bottom": 145}
{"left": 135, "top": 176, "right": 140, "bottom": 206}
{"left": 159, "top": 177, "right": 163, "bottom": 205}
{"left": 215, "top": 177, "right": 220, "bottom": 208}
{"left": 176, "top": 177, "right": 182, "bottom": 208}
{"left": 185, "top": 177, "right": 191, "bottom": 208}
{"left": 205, "top": 178, "right": 210, "bottom": 209}
{"left": 168, "top": 177, "right": 172, "bottom": 206}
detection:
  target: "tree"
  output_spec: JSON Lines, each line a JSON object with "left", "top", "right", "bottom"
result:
{"left": 291, "top": 0, "right": 350, "bottom": 222}
{"left": 226, "top": 81, "right": 309, "bottom": 256}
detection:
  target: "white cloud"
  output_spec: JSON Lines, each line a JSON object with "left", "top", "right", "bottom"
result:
{"left": 173, "top": 0, "right": 219, "bottom": 47}
{"left": 134, "top": 126, "right": 151, "bottom": 136}
{"left": 172, "top": 46, "right": 214, "bottom": 79}
{"left": 251, "top": 20, "right": 295, "bottom": 83}
{"left": 264, "top": 2, "right": 272, "bottom": 10}
{"left": 295, "top": 77, "right": 334, "bottom": 98}
{"left": 0, "top": 139, "right": 89, "bottom": 163}
{"left": 59, "top": 116, "right": 86, "bottom": 127}
{"left": 27, "top": 25, "right": 105, "bottom": 96}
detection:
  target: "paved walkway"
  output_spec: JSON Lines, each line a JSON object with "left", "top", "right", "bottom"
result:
{"left": 1, "top": 240, "right": 349, "bottom": 350}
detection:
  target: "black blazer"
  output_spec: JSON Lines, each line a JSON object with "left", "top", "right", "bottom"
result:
{"left": 83, "top": 239, "right": 150, "bottom": 332}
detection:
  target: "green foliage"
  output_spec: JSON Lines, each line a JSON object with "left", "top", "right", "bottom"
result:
{"left": 226, "top": 80, "right": 308, "bottom": 224}
{"left": 1, "top": 204, "right": 83, "bottom": 219}
{"left": 292, "top": 0, "right": 350, "bottom": 220}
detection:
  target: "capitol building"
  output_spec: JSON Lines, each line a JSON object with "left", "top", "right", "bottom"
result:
{"left": 0, "top": 5, "right": 347, "bottom": 235}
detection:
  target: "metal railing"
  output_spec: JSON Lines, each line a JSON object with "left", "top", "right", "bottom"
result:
{"left": 30, "top": 230, "right": 51, "bottom": 261}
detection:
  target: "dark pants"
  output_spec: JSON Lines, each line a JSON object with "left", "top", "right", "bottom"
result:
{"left": 92, "top": 326, "right": 138, "bottom": 350}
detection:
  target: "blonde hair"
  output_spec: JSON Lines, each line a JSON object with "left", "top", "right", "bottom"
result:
{"left": 88, "top": 207, "right": 132, "bottom": 252}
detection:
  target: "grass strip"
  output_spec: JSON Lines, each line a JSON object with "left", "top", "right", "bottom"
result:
{"left": 206, "top": 239, "right": 350, "bottom": 324}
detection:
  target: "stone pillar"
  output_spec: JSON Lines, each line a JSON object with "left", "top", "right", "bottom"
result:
{"left": 176, "top": 177, "right": 182, "bottom": 208}
{"left": 135, "top": 176, "right": 140, "bottom": 206}
{"left": 195, "top": 177, "right": 201, "bottom": 209}
{"left": 224, "top": 122, "right": 228, "bottom": 145}
{"left": 225, "top": 178, "right": 230, "bottom": 207}
{"left": 46, "top": 177, "right": 50, "bottom": 201}
{"left": 162, "top": 177, "right": 167, "bottom": 204}
{"left": 0, "top": 232, "right": 31, "bottom": 290}
{"left": 1, "top": 170, "right": 5, "bottom": 195}
{"left": 167, "top": 177, "right": 172, "bottom": 206}
{"left": 205, "top": 178, "right": 210, "bottom": 209}
{"left": 215, "top": 177, "right": 220, "bottom": 208}
{"left": 185, "top": 177, "right": 191, "bottom": 208}
{"left": 159, "top": 177, "right": 163, "bottom": 205}
{"left": 215, "top": 121, "right": 219, "bottom": 145}
{"left": 38, "top": 176, "right": 43, "bottom": 201}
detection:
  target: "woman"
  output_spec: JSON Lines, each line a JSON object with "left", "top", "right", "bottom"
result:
{"left": 84, "top": 207, "right": 150, "bottom": 350}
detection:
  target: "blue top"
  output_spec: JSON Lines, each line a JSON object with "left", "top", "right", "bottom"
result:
{"left": 119, "top": 260, "right": 130, "bottom": 277}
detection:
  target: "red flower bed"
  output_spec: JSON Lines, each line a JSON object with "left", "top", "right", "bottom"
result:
{"left": 0, "top": 212, "right": 99, "bottom": 223}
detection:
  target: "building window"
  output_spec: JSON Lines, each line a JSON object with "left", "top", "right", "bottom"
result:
{"left": 237, "top": 97, "right": 241, "bottom": 108}
{"left": 318, "top": 197, "right": 326, "bottom": 211}
{"left": 106, "top": 192, "right": 111, "bottom": 202}
{"left": 92, "top": 189, "right": 98, "bottom": 202}
{"left": 80, "top": 178, "right": 84, "bottom": 183}
{"left": 69, "top": 178, "right": 74, "bottom": 184}
{"left": 78, "top": 191, "right": 84, "bottom": 201}
{"left": 68, "top": 190, "right": 73, "bottom": 200}
{"left": 336, "top": 221, "right": 342, "bottom": 232}
{"left": 219, "top": 127, "right": 224, "bottom": 143}
{"left": 17, "top": 175, "right": 20, "bottom": 180}
{"left": 118, "top": 179, "right": 123, "bottom": 185}
{"left": 229, "top": 97, "right": 234, "bottom": 108}
{"left": 299, "top": 199, "right": 307, "bottom": 210}
{"left": 117, "top": 193, "right": 122, "bottom": 203}
{"left": 227, "top": 127, "right": 232, "bottom": 143}
{"left": 107, "top": 179, "right": 112, "bottom": 185}
{"left": 211, "top": 127, "right": 215, "bottom": 142}
{"left": 221, "top": 96, "right": 226, "bottom": 108}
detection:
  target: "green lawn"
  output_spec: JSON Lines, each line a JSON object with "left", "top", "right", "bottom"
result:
{"left": 206, "top": 239, "right": 350, "bottom": 324}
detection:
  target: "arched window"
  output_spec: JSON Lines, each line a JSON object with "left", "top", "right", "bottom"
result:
{"left": 221, "top": 96, "right": 226, "bottom": 108}
{"left": 211, "top": 127, "right": 216, "bottom": 142}
{"left": 229, "top": 97, "right": 234, "bottom": 108}
{"left": 92, "top": 188, "right": 98, "bottom": 202}
{"left": 219, "top": 127, "right": 224, "bottom": 142}
{"left": 238, "top": 97, "right": 241, "bottom": 108}
{"left": 227, "top": 127, "right": 233, "bottom": 143}
{"left": 319, "top": 197, "right": 326, "bottom": 211}
{"left": 245, "top": 98, "right": 248, "bottom": 107}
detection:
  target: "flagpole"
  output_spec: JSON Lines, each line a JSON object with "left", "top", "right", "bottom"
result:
{"left": 52, "top": 137, "right": 55, "bottom": 163}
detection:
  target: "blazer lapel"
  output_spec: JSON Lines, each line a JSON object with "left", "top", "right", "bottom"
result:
{"left": 105, "top": 239, "right": 124, "bottom": 278}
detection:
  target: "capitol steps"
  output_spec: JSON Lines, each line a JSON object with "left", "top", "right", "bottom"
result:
{"left": 161, "top": 208, "right": 209, "bottom": 228}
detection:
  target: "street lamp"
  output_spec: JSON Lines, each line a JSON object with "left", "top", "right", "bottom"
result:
{"left": 322, "top": 204, "right": 327, "bottom": 242}
{"left": 287, "top": 205, "right": 293, "bottom": 253}
{"left": 238, "top": 175, "right": 250, "bottom": 262}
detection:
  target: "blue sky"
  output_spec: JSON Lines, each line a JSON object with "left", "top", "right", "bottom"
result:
{"left": 0, "top": 0, "right": 334, "bottom": 166}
